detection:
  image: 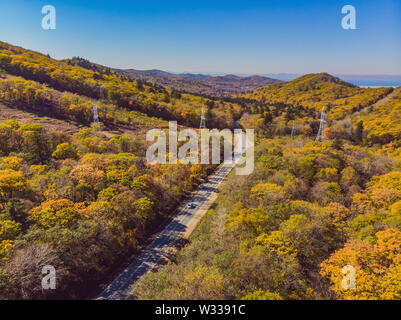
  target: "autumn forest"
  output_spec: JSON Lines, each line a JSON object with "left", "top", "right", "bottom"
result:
{"left": 0, "top": 40, "right": 401, "bottom": 301}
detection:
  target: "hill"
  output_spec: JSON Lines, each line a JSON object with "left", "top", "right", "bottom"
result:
{"left": 0, "top": 42, "right": 223, "bottom": 300}
{"left": 242, "top": 72, "right": 392, "bottom": 119}
{"left": 116, "top": 68, "right": 282, "bottom": 96}
{"left": 357, "top": 86, "right": 401, "bottom": 144}
{"left": 131, "top": 81, "right": 401, "bottom": 302}
{"left": 0, "top": 41, "right": 241, "bottom": 129}
{"left": 2, "top": 41, "right": 401, "bottom": 302}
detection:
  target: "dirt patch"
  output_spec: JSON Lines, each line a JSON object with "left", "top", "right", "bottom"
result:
{"left": 0, "top": 102, "right": 147, "bottom": 138}
{"left": 0, "top": 103, "right": 83, "bottom": 134}
{"left": 373, "top": 86, "right": 401, "bottom": 108}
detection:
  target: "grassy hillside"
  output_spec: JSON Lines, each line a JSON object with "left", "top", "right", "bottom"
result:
{"left": 0, "top": 41, "right": 241, "bottom": 129}
{"left": 357, "top": 87, "right": 401, "bottom": 145}
{"left": 242, "top": 73, "right": 392, "bottom": 120}
{"left": 0, "top": 73, "right": 167, "bottom": 131}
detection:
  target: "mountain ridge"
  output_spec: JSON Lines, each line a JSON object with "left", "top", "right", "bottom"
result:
{"left": 61, "top": 56, "right": 282, "bottom": 96}
{"left": 115, "top": 67, "right": 282, "bottom": 96}
{"left": 241, "top": 72, "right": 393, "bottom": 119}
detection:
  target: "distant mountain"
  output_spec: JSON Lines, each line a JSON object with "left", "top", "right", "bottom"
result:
{"left": 115, "top": 68, "right": 282, "bottom": 96}
{"left": 115, "top": 69, "right": 209, "bottom": 80}
{"left": 295, "top": 72, "right": 357, "bottom": 87}
{"left": 62, "top": 58, "right": 281, "bottom": 96}
{"left": 262, "top": 73, "right": 302, "bottom": 81}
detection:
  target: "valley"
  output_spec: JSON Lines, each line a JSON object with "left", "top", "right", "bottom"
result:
{"left": 0, "top": 40, "right": 401, "bottom": 301}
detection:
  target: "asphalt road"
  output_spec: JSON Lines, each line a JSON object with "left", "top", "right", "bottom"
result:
{"left": 97, "top": 162, "right": 235, "bottom": 300}
{"left": 97, "top": 121, "right": 248, "bottom": 300}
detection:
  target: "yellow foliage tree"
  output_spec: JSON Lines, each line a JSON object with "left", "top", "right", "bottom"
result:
{"left": 255, "top": 230, "right": 297, "bottom": 257}
{"left": 69, "top": 164, "right": 105, "bottom": 192}
{"left": 0, "top": 219, "right": 21, "bottom": 241}
{"left": 250, "top": 183, "right": 286, "bottom": 204}
{"left": 29, "top": 199, "right": 79, "bottom": 228}
{"left": 321, "top": 228, "right": 401, "bottom": 300}
{"left": 0, "top": 156, "right": 23, "bottom": 170}
{"left": 0, "top": 240, "right": 14, "bottom": 262}
{"left": 0, "top": 169, "right": 27, "bottom": 201}
{"left": 173, "top": 265, "right": 224, "bottom": 300}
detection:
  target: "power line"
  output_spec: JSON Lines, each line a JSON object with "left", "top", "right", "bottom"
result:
{"left": 93, "top": 104, "right": 99, "bottom": 123}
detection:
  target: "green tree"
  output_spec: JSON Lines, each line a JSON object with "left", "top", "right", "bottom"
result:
{"left": 4, "top": 199, "right": 26, "bottom": 224}
{"left": 242, "top": 289, "right": 283, "bottom": 300}
{"left": 354, "top": 120, "right": 364, "bottom": 144}
{"left": 0, "top": 169, "right": 27, "bottom": 203}
{"left": 52, "top": 142, "right": 78, "bottom": 160}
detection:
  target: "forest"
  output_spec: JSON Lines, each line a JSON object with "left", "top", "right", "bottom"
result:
{"left": 133, "top": 78, "right": 401, "bottom": 300}
{"left": 1, "top": 40, "right": 401, "bottom": 300}
{"left": 0, "top": 41, "right": 241, "bottom": 129}
{"left": 0, "top": 42, "right": 222, "bottom": 298}
{"left": 0, "top": 118, "right": 216, "bottom": 298}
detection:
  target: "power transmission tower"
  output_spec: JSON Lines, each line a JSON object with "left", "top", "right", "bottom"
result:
{"left": 199, "top": 106, "right": 206, "bottom": 129}
{"left": 291, "top": 120, "right": 296, "bottom": 137}
{"left": 93, "top": 86, "right": 103, "bottom": 124}
{"left": 99, "top": 85, "right": 104, "bottom": 100}
{"left": 315, "top": 107, "right": 326, "bottom": 142}
{"left": 93, "top": 104, "right": 99, "bottom": 123}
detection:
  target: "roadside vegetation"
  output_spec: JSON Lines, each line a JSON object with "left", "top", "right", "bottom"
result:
{"left": 0, "top": 119, "right": 214, "bottom": 299}
{"left": 134, "top": 133, "right": 401, "bottom": 299}
{"left": 1, "top": 40, "right": 401, "bottom": 300}
{"left": 133, "top": 78, "right": 401, "bottom": 300}
{"left": 0, "top": 42, "right": 228, "bottom": 299}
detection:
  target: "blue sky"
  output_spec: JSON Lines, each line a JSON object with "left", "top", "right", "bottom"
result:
{"left": 1, "top": 0, "right": 400, "bottom": 74}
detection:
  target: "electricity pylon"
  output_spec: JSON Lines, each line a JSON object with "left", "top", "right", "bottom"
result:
{"left": 93, "top": 86, "right": 103, "bottom": 124}
{"left": 199, "top": 106, "right": 206, "bottom": 129}
{"left": 99, "top": 85, "right": 104, "bottom": 100}
{"left": 315, "top": 107, "right": 326, "bottom": 142}
{"left": 291, "top": 120, "right": 296, "bottom": 137}
{"left": 93, "top": 105, "right": 99, "bottom": 123}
